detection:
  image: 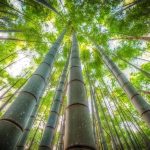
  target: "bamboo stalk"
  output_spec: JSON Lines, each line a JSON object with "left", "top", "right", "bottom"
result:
{"left": 85, "top": 68, "right": 108, "bottom": 150}
{"left": 96, "top": 45, "right": 150, "bottom": 126}
{"left": 64, "top": 33, "right": 96, "bottom": 150}
{"left": 0, "top": 29, "right": 66, "bottom": 149}
{"left": 39, "top": 53, "right": 69, "bottom": 149}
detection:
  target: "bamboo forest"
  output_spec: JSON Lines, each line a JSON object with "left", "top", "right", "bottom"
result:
{"left": 0, "top": 0, "right": 150, "bottom": 149}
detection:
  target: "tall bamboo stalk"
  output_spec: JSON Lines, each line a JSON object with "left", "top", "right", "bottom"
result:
{"left": 117, "top": 95, "right": 150, "bottom": 147}
{"left": 57, "top": 114, "right": 65, "bottom": 150}
{"left": 89, "top": 61, "right": 131, "bottom": 149}
{"left": 100, "top": 90, "right": 124, "bottom": 150}
{"left": 94, "top": 88, "right": 118, "bottom": 149}
{"left": 28, "top": 106, "right": 48, "bottom": 150}
{"left": 0, "top": 29, "right": 66, "bottom": 149}
{"left": 16, "top": 98, "right": 43, "bottom": 150}
{"left": 111, "top": 53, "right": 150, "bottom": 78}
{"left": 100, "top": 78, "right": 136, "bottom": 149}
{"left": 85, "top": 68, "right": 108, "bottom": 150}
{"left": 89, "top": 59, "right": 149, "bottom": 148}
{"left": 92, "top": 90, "right": 108, "bottom": 150}
{"left": 64, "top": 33, "right": 96, "bottom": 150}
{"left": 16, "top": 70, "right": 56, "bottom": 149}
{"left": 93, "top": 58, "right": 150, "bottom": 148}
{"left": 39, "top": 54, "right": 69, "bottom": 150}
{"left": 117, "top": 0, "right": 144, "bottom": 13}
{"left": 96, "top": 46, "right": 150, "bottom": 126}
{"left": 93, "top": 115, "right": 101, "bottom": 150}
{"left": 91, "top": 96, "right": 97, "bottom": 148}
{"left": 110, "top": 36, "right": 150, "bottom": 42}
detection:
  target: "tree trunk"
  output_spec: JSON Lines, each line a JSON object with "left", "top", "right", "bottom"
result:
{"left": 17, "top": 67, "right": 56, "bottom": 149}
{"left": 57, "top": 114, "right": 65, "bottom": 150}
{"left": 118, "top": 56, "right": 150, "bottom": 78}
{"left": 111, "top": 53, "right": 150, "bottom": 78}
{"left": 86, "top": 69, "right": 108, "bottom": 150}
{"left": 0, "top": 29, "right": 22, "bottom": 33}
{"left": 92, "top": 89, "right": 108, "bottom": 150}
{"left": 116, "top": 0, "right": 143, "bottom": 13}
{"left": 91, "top": 94, "right": 97, "bottom": 148}
{"left": 140, "top": 90, "right": 150, "bottom": 95}
{"left": 39, "top": 53, "right": 69, "bottom": 150}
{"left": 100, "top": 78, "right": 134, "bottom": 149}
{"left": 16, "top": 99, "right": 42, "bottom": 150}
{"left": 0, "top": 37, "right": 48, "bottom": 43}
{"left": 94, "top": 88, "right": 118, "bottom": 149}
{"left": 96, "top": 46, "right": 150, "bottom": 126}
{"left": 64, "top": 33, "right": 96, "bottom": 150}
{"left": 110, "top": 36, "right": 150, "bottom": 42}
{"left": 0, "top": 29, "right": 66, "bottom": 150}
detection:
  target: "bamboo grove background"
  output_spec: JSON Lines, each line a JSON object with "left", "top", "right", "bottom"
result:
{"left": 0, "top": 0, "right": 150, "bottom": 149}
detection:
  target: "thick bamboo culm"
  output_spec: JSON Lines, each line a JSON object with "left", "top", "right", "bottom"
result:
{"left": 39, "top": 53, "right": 69, "bottom": 150}
{"left": 96, "top": 46, "right": 150, "bottom": 126}
{"left": 64, "top": 32, "right": 96, "bottom": 150}
{"left": 17, "top": 69, "right": 57, "bottom": 149}
{"left": 0, "top": 29, "right": 66, "bottom": 149}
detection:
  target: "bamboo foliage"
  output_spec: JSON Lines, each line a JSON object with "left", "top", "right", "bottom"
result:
{"left": 0, "top": 29, "right": 66, "bottom": 149}
{"left": 64, "top": 33, "right": 96, "bottom": 149}
{"left": 96, "top": 46, "right": 150, "bottom": 126}
{"left": 34, "top": 0, "right": 60, "bottom": 15}
{"left": 39, "top": 52, "right": 69, "bottom": 149}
